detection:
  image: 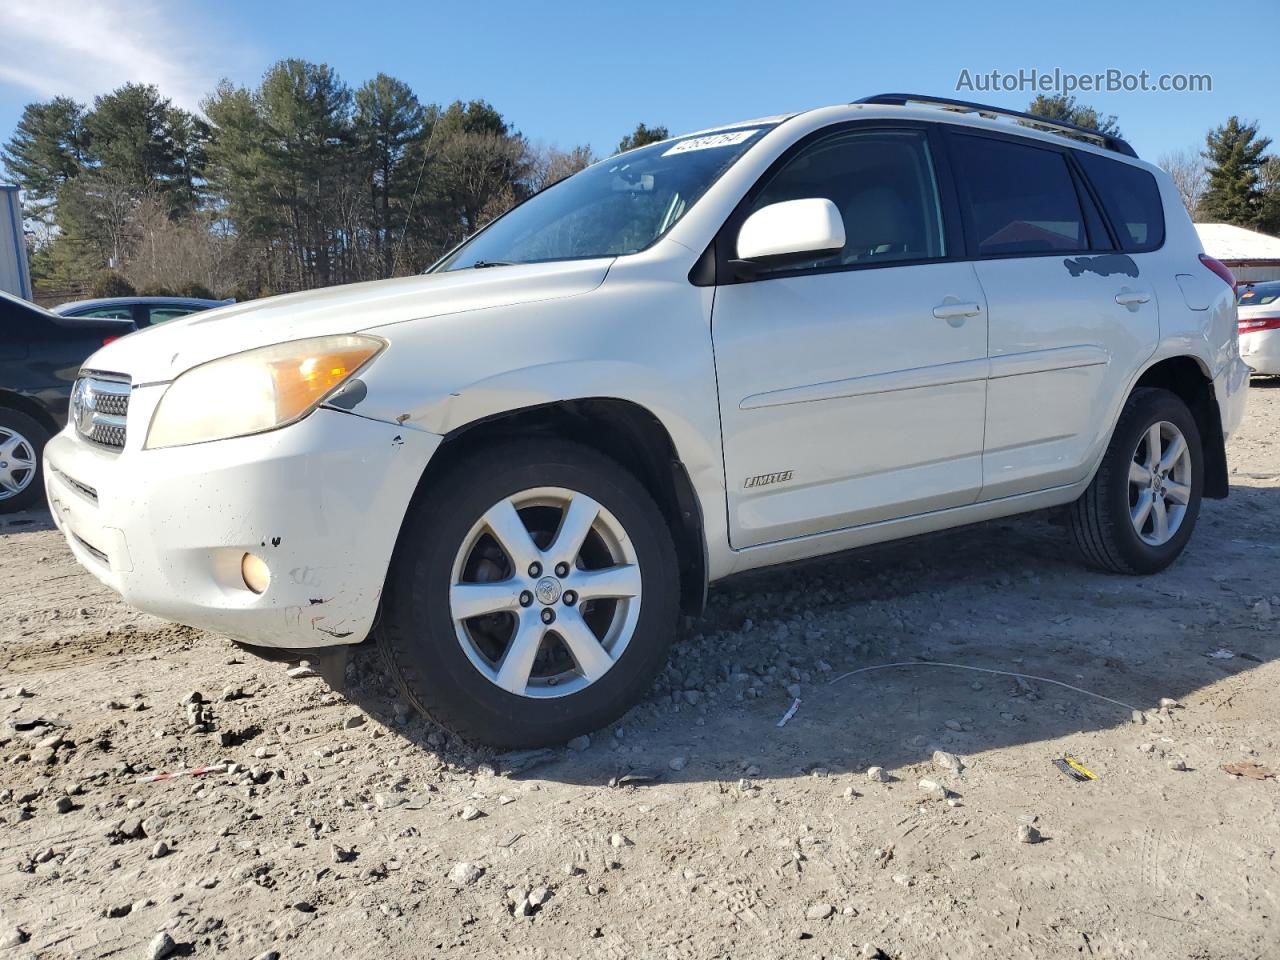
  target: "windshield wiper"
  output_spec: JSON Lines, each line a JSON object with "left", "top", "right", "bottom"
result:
{"left": 470, "top": 260, "right": 516, "bottom": 269}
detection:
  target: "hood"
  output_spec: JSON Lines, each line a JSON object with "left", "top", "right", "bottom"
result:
{"left": 84, "top": 259, "right": 612, "bottom": 384}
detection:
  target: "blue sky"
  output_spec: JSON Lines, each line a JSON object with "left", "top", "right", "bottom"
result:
{"left": 2, "top": 0, "right": 1277, "bottom": 165}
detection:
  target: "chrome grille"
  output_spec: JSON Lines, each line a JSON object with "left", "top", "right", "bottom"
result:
{"left": 71, "top": 372, "right": 131, "bottom": 451}
{"left": 92, "top": 391, "right": 129, "bottom": 417}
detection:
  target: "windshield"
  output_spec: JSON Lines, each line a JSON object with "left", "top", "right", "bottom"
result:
{"left": 1238, "top": 281, "right": 1280, "bottom": 306}
{"left": 435, "top": 126, "right": 772, "bottom": 271}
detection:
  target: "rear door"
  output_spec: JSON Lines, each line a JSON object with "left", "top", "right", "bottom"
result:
{"left": 712, "top": 124, "right": 990, "bottom": 548}
{"left": 944, "top": 131, "right": 1159, "bottom": 500}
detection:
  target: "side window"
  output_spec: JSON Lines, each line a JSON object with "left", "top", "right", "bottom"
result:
{"left": 745, "top": 128, "right": 946, "bottom": 273}
{"left": 75, "top": 306, "right": 134, "bottom": 320}
{"left": 1076, "top": 152, "right": 1166, "bottom": 251}
{"left": 950, "top": 135, "right": 1088, "bottom": 256}
{"left": 145, "top": 307, "right": 197, "bottom": 325}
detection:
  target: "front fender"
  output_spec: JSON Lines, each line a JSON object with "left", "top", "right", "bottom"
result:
{"left": 346, "top": 282, "right": 734, "bottom": 577}
{"left": 372, "top": 358, "right": 724, "bottom": 519}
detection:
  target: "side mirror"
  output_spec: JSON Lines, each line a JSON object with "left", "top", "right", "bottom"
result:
{"left": 732, "top": 198, "right": 845, "bottom": 277}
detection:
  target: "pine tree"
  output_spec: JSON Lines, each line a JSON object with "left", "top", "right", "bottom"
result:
{"left": 203, "top": 81, "right": 272, "bottom": 237}
{"left": 436, "top": 99, "right": 509, "bottom": 138}
{"left": 1254, "top": 156, "right": 1280, "bottom": 235}
{"left": 252, "top": 60, "right": 354, "bottom": 286}
{"left": 83, "top": 83, "right": 203, "bottom": 214}
{"left": 616, "top": 123, "right": 669, "bottom": 154}
{"left": 6, "top": 65, "right": 579, "bottom": 294}
{"left": 1026, "top": 95, "right": 1121, "bottom": 138}
{"left": 353, "top": 74, "right": 425, "bottom": 277}
{"left": 0, "top": 97, "right": 88, "bottom": 222}
{"left": 1200, "top": 116, "right": 1271, "bottom": 227}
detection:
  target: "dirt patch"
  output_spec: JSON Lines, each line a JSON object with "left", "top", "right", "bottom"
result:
{"left": 2, "top": 384, "right": 1278, "bottom": 959}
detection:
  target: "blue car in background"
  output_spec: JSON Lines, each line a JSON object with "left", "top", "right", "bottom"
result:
{"left": 53, "top": 296, "right": 233, "bottom": 329}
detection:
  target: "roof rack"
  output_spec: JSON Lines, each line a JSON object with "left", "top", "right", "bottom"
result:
{"left": 853, "top": 93, "right": 1138, "bottom": 158}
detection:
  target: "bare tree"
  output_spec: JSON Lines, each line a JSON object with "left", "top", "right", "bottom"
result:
{"left": 1159, "top": 148, "right": 1209, "bottom": 220}
{"left": 121, "top": 196, "right": 239, "bottom": 294}
{"left": 529, "top": 144, "right": 595, "bottom": 192}
{"left": 417, "top": 131, "right": 537, "bottom": 258}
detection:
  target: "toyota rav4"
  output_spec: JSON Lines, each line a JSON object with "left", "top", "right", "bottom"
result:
{"left": 45, "top": 94, "right": 1250, "bottom": 747}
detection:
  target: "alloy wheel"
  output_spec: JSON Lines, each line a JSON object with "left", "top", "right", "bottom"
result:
{"left": 449, "top": 486, "right": 642, "bottom": 698}
{"left": 1128, "top": 420, "right": 1193, "bottom": 546}
{"left": 0, "top": 427, "right": 37, "bottom": 501}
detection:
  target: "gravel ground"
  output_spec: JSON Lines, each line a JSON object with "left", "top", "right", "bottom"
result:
{"left": 2, "top": 383, "right": 1278, "bottom": 960}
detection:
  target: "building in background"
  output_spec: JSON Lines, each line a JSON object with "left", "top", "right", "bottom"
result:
{"left": 0, "top": 185, "right": 32, "bottom": 300}
{"left": 1195, "top": 223, "right": 1280, "bottom": 283}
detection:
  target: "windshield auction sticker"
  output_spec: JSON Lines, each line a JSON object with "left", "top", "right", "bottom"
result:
{"left": 662, "top": 129, "right": 759, "bottom": 156}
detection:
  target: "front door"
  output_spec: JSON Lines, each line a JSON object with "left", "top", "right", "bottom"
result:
{"left": 711, "top": 126, "right": 990, "bottom": 548}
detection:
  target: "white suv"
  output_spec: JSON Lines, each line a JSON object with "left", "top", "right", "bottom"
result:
{"left": 45, "top": 94, "right": 1249, "bottom": 747}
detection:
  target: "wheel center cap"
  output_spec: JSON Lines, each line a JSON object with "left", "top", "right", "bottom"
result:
{"left": 534, "top": 576, "right": 562, "bottom": 605}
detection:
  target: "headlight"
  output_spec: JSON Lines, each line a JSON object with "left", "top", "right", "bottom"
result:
{"left": 145, "top": 335, "right": 384, "bottom": 449}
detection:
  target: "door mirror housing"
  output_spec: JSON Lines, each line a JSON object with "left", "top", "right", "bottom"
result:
{"left": 732, "top": 198, "right": 846, "bottom": 277}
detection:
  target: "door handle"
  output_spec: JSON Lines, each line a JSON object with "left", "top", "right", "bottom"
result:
{"left": 1115, "top": 290, "right": 1151, "bottom": 307}
{"left": 932, "top": 301, "right": 983, "bottom": 326}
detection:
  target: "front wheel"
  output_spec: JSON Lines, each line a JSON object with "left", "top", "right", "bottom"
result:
{"left": 378, "top": 439, "right": 680, "bottom": 748}
{"left": 1068, "top": 388, "right": 1204, "bottom": 575}
{"left": 0, "top": 409, "right": 49, "bottom": 514}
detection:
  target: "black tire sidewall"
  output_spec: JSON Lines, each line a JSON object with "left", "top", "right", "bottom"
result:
{"left": 1100, "top": 390, "right": 1204, "bottom": 574}
{"left": 381, "top": 441, "right": 679, "bottom": 747}
{"left": 0, "top": 408, "right": 50, "bottom": 514}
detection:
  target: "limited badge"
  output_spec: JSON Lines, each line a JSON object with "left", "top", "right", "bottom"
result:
{"left": 744, "top": 470, "right": 793, "bottom": 489}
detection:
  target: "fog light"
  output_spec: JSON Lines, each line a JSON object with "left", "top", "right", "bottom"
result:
{"left": 241, "top": 553, "right": 271, "bottom": 594}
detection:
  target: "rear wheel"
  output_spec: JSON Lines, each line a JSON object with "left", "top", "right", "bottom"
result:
{"left": 0, "top": 409, "right": 48, "bottom": 514}
{"left": 1068, "top": 388, "right": 1203, "bottom": 574}
{"left": 378, "top": 439, "right": 680, "bottom": 748}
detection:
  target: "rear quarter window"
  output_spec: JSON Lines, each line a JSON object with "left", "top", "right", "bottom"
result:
{"left": 1076, "top": 152, "right": 1165, "bottom": 252}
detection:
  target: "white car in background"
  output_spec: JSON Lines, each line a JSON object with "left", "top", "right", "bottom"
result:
{"left": 44, "top": 94, "right": 1249, "bottom": 747}
{"left": 1237, "top": 281, "right": 1280, "bottom": 376}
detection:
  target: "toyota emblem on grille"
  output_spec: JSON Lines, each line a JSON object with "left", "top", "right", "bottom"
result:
{"left": 71, "top": 379, "right": 97, "bottom": 437}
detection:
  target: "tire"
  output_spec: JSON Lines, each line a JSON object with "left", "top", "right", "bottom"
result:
{"left": 1068, "top": 388, "right": 1204, "bottom": 575}
{"left": 378, "top": 439, "right": 680, "bottom": 748}
{"left": 0, "top": 408, "right": 50, "bottom": 515}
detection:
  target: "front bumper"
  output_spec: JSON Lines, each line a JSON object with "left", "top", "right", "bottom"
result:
{"left": 44, "top": 394, "right": 441, "bottom": 649}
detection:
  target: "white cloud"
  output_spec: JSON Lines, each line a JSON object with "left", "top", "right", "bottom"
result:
{"left": 0, "top": 0, "right": 239, "bottom": 114}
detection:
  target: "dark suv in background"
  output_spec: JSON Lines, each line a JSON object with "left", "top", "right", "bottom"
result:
{"left": 0, "top": 290, "right": 133, "bottom": 512}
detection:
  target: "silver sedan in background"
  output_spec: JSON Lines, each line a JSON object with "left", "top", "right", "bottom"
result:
{"left": 1238, "top": 281, "right": 1280, "bottom": 376}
